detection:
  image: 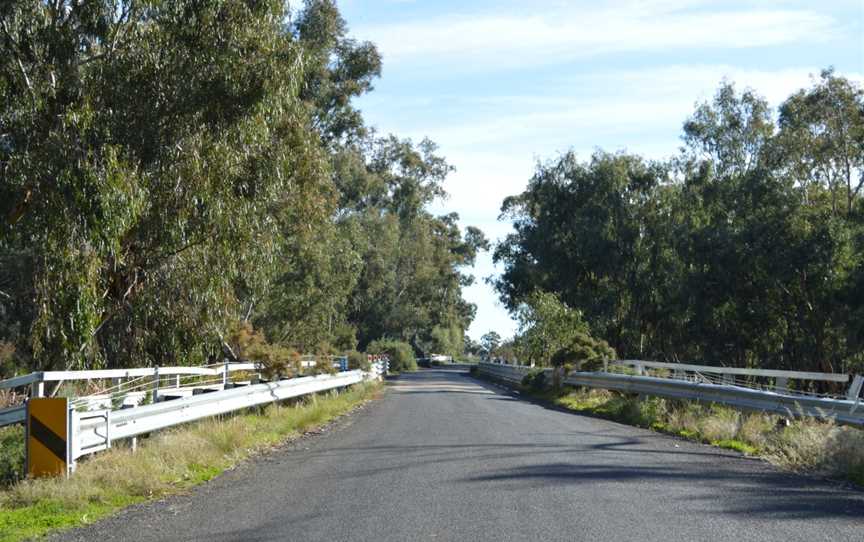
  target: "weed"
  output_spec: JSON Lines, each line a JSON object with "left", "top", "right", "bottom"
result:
{"left": 712, "top": 439, "right": 759, "bottom": 455}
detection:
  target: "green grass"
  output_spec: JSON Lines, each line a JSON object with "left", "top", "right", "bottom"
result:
{"left": 711, "top": 439, "right": 760, "bottom": 455}
{"left": 0, "top": 381, "right": 382, "bottom": 542}
{"left": 0, "top": 497, "right": 145, "bottom": 542}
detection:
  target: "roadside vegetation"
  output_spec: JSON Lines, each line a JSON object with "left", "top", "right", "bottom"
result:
{"left": 0, "top": 1, "right": 485, "bottom": 382}
{"left": 476, "top": 73, "right": 864, "bottom": 486}
{"left": 0, "top": 382, "right": 381, "bottom": 542}
{"left": 367, "top": 339, "right": 418, "bottom": 373}
{"left": 488, "top": 71, "right": 864, "bottom": 378}
{"left": 493, "top": 370, "right": 864, "bottom": 487}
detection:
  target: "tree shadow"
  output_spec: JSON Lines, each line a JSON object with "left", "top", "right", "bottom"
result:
{"left": 456, "top": 462, "right": 864, "bottom": 520}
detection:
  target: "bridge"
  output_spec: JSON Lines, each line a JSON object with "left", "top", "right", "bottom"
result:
{"left": 52, "top": 367, "right": 863, "bottom": 542}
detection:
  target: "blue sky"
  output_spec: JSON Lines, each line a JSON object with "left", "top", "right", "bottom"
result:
{"left": 338, "top": 0, "right": 864, "bottom": 341}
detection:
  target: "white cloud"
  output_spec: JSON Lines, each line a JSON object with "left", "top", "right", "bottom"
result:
{"left": 382, "top": 65, "right": 863, "bottom": 158}
{"left": 354, "top": 3, "right": 838, "bottom": 70}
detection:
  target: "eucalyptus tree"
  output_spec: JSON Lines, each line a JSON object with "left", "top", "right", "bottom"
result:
{"left": 0, "top": 1, "right": 330, "bottom": 369}
{"left": 480, "top": 331, "right": 501, "bottom": 355}
{"left": 774, "top": 69, "right": 864, "bottom": 215}
{"left": 494, "top": 74, "right": 864, "bottom": 373}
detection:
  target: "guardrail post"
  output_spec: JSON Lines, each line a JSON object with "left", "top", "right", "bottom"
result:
{"left": 152, "top": 366, "right": 160, "bottom": 403}
{"left": 31, "top": 380, "right": 45, "bottom": 398}
{"left": 223, "top": 360, "right": 230, "bottom": 389}
{"left": 848, "top": 375, "right": 863, "bottom": 402}
{"left": 775, "top": 377, "right": 789, "bottom": 393}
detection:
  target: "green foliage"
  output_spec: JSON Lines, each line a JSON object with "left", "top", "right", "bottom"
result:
{"left": 339, "top": 138, "right": 488, "bottom": 355}
{"left": 0, "top": 1, "right": 487, "bottom": 373}
{"left": 367, "top": 338, "right": 417, "bottom": 372}
{"left": 0, "top": 427, "right": 24, "bottom": 487}
{"left": 346, "top": 350, "right": 370, "bottom": 371}
{"left": 225, "top": 322, "right": 301, "bottom": 381}
{"left": 1, "top": 1, "right": 332, "bottom": 369}
{"left": 521, "top": 369, "right": 548, "bottom": 392}
{"left": 514, "top": 291, "right": 613, "bottom": 367}
{"left": 0, "top": 342, "right": 19, "bottom": 378}
{"left": 313, "top": 356, "right": 338, "bottom": 376}
{"left": 480, "top": 331, "right": 502, "bottom": 356}
{"left": 494, "top": 73, "right": 864, "bottom": 374}
{"left": 550, "top": 333, "right": 616, "bottom": 372}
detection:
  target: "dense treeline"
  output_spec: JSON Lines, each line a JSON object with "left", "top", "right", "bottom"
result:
{"left": 0, "top": 0, "right": 486, "bottom": 374}
{"left": 495, "top": 71, "right": 864, "bottom": 374}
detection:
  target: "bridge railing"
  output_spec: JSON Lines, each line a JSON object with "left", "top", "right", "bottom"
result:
{"left": 0, "top": 358, "right": 388, "bottom": 477}
{"left": 476, "top": 361, "right": 864, "bottom": 427}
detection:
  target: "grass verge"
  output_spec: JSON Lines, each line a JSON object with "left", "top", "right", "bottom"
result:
{"left": 0, "top": 381, "right": 381, "bottom": 542}
{"left": 484, "top": 374, "right": 864, "bottom": 488}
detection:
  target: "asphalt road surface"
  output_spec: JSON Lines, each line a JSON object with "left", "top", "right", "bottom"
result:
{"left": 56, "top": 368, "right": 864, "bottom": 542}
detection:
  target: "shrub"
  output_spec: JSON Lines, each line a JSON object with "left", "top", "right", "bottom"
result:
{"left": 367, "top": 339, "right": 417, "bottom": 372}
{"left": 312, "top": 356, "right": 337, "bottom": 375}
{"left": 0, "top": 426, "right": 24, "bottom": 487}
{"left": 225, "top": 321, "right": 302, "bottom": 380}
{"left": 346, "top": 350, "right": 370, "bottom": 371}
{"left": 549, "top": 331, "right": 615, "bottom": 372}
{"left": 697, "top": 405, "right": 741, "bottom": 443}
{"left": 521, "top": 369, "right": 548, "bottom": 392}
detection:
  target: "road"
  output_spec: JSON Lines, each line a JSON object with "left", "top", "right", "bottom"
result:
{"left": 57, "top": 368, "right": 864, "bottom": 542}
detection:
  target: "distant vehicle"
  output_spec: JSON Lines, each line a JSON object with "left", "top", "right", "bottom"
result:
{"left": 418, "top": 354, "right": 453, "bottom": 367}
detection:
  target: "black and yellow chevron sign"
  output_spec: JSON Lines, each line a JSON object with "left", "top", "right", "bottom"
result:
{"left": 27, "top": 398, "right": 69, "bottom": 477}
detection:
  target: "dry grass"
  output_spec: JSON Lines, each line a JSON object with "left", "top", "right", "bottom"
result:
{"left": 765, "top": 419, "right": 864, "bottom": 484}
{"left": 530, "top": 381, "right": 864, "bottom": 486}
{"left": 0, "top": 389, "right": 22, "bottom": 409}
{"left": 696, "top": 407, "right": 740, "bottom": 442}
{"left": 737, "top": 413, "right": 776, "bottom": 449}
{"left": 0, "top": 381, "right": 381, "bottom": 541}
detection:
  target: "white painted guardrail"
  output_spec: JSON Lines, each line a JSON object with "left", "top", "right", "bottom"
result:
{"left": 476, "top": 362, "right": 864, "bottom": 427}
{"left": 0, "top": 358, "right": 327, "bottom": 400}
{"left": 0, "top": 357, "right": 388, "bottom": 476}
{"left": 72, "top": 366, "right": 386, "bottom": 465}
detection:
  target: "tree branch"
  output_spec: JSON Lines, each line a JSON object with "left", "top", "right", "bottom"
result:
{"left": 0, "top": 20, "right": 35, "bottom": 100}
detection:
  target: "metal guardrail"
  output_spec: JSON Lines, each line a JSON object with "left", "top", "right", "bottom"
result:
{"left": 0, "top": 404, "right": 25, "bottom": 426}
{"left": 2, "top": 359, "right": 387, "bottom": 477}
{"left": 0, "top": 363, "right": 263, "bottom": 403}
{"left": 71, "top": 367, "right": 385, "bottom": 466}
{"left": 613, "top": 359, "right": 850, "bottom": 383}
{"left": 476, "top": 362, "right": 864, "bottom": 427}
{"left": 474, "top": 363, "right": 535, "bottom": 386}
{"left": 0, "top": 356, "right": 386, "bottom": 427}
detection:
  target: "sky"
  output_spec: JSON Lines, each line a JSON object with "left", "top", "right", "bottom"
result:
{"left": 338, "top": 0, "right": 864, "bottom": 342}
